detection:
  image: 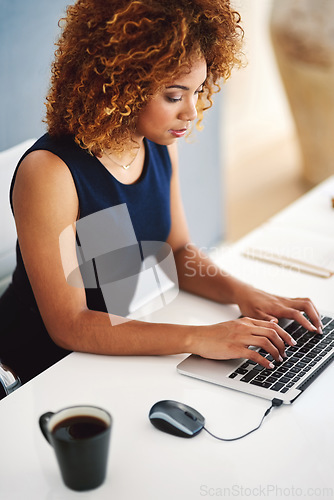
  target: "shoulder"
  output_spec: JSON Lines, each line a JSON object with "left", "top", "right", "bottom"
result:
{"left": 13, "top": 148, "right": 77, "bottom": 198}
{"left": 12, "top": 148, "right": 79, "bottom": 222}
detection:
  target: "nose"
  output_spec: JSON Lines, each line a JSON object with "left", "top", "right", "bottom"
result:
{"left": 178, "top": 97, "right": 198, "bottom": 122}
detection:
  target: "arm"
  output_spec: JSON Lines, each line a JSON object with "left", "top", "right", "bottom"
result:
{"left": 12, "top": 150, "right": 194, "bottom": 356}
{"left": 166, "top": 143, "right": 323, "bottom": 334}
{"left": 11, "top": 148, "right": 316, "bottom": 371}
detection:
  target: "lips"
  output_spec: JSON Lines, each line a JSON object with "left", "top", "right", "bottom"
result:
{"left": 169, "top": 128, "right": 187, "bottom": 138}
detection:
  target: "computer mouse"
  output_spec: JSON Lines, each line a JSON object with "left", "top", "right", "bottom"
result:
{"left": 149, "top": 400, "right": 205, "bottom": 438}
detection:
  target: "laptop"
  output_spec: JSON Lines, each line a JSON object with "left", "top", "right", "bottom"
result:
{"left": 177, "top": 313, "right": 334, "bottom": 404}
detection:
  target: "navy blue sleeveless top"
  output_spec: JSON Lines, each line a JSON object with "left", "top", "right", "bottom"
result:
{"left": 10, "top": 133, "right": 172, "bottom": 315}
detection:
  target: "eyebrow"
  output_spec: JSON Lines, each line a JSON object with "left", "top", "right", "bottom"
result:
{"left": 165, "top": 81, "right": 206, "bottom": 91}
{"left": 165, "top": 85, "right": 189, "bottom": 91}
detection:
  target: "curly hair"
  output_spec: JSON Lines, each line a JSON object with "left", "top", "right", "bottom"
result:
{"left": 45, "top": 0, "right": 243, "bottom": 155}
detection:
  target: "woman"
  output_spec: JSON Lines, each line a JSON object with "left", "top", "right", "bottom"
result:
{"left": 0, "top": 0, "right": 322, "bottom": 384}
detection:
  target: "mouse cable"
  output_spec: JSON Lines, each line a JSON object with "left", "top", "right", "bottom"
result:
{"left": 203, "top": 398, "right": 283, "bottom": 442}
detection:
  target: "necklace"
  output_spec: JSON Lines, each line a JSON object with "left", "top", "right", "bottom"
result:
{"left": 103, "top": 145, "right": 141, "bottom": 170}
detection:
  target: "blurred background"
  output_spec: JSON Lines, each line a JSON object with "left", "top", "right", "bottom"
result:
{"left": 1, "top": 0, "right": 334, "bottom": 249}
{"left": 223, "top": 0, "right": 303, "bottom": 242}
{"left": 224, "top": 0, "right": 334, "bottom": 242}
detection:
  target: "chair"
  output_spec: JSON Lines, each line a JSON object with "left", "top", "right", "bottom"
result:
{"left": 0, "top": 362, "right": 21, "bottom": 400}
{"left": 0, "top": 139, "right": 36, "bottom": 398}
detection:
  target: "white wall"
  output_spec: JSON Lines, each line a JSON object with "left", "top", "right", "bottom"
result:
{"left": 0, "top": 1, "right": 68, "bottom": 150}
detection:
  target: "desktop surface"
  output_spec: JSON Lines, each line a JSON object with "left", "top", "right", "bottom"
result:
{"left": 1, "top": 343, "right": 333, "bottom": 500}
{"left": 1, "top": 177, "right": 333, "bottom": 499}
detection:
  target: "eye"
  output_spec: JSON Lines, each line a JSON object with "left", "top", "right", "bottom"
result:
{"left": 166, "top": 96, "right": 182, "bottom": 103}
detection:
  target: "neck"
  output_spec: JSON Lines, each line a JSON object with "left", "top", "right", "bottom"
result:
{"left": 102, "top": 140, "right": 143, "bottom": 171}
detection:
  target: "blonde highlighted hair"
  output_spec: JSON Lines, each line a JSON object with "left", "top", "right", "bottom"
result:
{"left": 45, "top": 0, "right": 243, "bottom": 155}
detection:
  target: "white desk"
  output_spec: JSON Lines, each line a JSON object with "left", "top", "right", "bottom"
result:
{"left": 1, "top": 178, "right": 333, "bottom": 500}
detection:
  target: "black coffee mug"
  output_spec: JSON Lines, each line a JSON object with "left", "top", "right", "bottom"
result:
{"left": 39, "top": 405, "right": 112, "bottom": 491}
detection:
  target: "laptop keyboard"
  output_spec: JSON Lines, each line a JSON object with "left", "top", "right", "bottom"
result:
{"left": 229, "top": 315, "right": 334, "bottom": 394}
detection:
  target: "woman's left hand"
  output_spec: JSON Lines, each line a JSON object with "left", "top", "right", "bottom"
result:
{"left": 236, "top": 284, "right": 323, "bottom": 334}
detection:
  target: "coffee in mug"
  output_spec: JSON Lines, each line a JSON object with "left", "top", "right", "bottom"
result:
{"left": 39, "top": 405, "right": 112, "bottom": 491}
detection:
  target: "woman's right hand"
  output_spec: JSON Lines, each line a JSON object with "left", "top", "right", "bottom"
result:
{"left": 192, "top": 317, "right": 297, "bottom": 369}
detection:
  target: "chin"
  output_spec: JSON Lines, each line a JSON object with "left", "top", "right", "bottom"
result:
{"left": 147, "top": 135, "right": 178, "bottom": 146}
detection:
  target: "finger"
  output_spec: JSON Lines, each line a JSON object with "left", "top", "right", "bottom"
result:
{"left": 249, "top": 308, "right": 279, "bottom": 323}
{"left": 267, "top": 321, "right": 298, "bottom": 348}
{"left": 259, "top": 312, "right": 279, "bottom": 323}
{"left": 294, "top": 297, "right": 321, "bottom": 317}
{"left": 241, "top": 321, "right": 283, "bottom": 361}
{"left": 245, "top": 348, "right": 275, "bottom": 369}
{"left": 298, "top": 299, "right": 322, "bottom": 333}
{"left": 251, "top": 319, "right": 293, "bottom": 350}
{"left": 251, "top": 335, "right": 282, "bottom": 363}
{"left": 283, "top": 307, "right": 319, "bottom": 334}
{"left": 286, "top": 298, "right": 322, "bottom": 333}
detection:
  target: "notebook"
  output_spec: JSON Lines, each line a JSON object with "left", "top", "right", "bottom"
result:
{"left": 241, "top": 225, "right": 334, "bottom": 279}
{"left": 177, "top": 313, "right": 334, "bottom": 404}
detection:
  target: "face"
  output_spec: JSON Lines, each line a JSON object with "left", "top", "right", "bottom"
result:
{"left": 135, "top": 57, "right": 207, "bottom": 145}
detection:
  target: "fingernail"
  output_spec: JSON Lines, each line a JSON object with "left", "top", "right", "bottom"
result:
{"left": 278, "top": 355, "right": 283, "bottom": 362}
{"left": 283, "top": 352, "right": 287, "bottom": 358}
{"left": 317, "top": 326, "right": 323, "bottom": 334}
{"left": 291, "top": 338, "right": 297, "bottom": 346}
{"left": 269, "top": 362, "right": 275, "bottom": 369}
